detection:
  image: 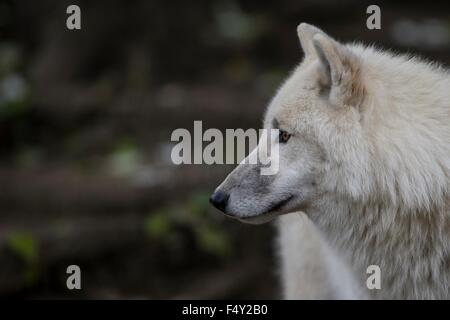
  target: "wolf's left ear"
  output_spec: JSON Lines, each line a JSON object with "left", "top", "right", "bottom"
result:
{"left": 312, "top": 33, "right": 364, "bottom": 107}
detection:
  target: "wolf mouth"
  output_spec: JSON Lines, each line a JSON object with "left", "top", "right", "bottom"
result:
{"left": 239, "top": 195, "right": 294, "bottom": 224}
{"left": 265, "top": 195, "right": 294, "bottom": 213}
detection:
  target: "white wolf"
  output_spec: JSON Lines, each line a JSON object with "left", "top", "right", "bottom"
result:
{"left": 210, "top": 23, "right": 450, "bottom": 299}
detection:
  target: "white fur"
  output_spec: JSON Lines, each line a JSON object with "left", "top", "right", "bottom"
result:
{"left": 278, "top": 212, "right": 366, "bottom": 299}
{"left": 277, "top": 24, "right": 450, "bottom": 299}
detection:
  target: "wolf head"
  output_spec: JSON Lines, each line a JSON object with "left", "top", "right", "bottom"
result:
{"left": 210, "top": 23, "right": 449, "bottom": 224}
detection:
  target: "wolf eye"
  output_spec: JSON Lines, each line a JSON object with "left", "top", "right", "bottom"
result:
{"left": 279, "top": 130, "right": 291, "bottom": 143}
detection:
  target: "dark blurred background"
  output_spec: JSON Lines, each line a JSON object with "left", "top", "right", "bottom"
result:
{"left": 0, "top": 0, "right": 448, "bottom": 299}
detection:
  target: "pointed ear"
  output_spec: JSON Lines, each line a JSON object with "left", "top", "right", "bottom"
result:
{"left": 297, "top": 23, "right": 324, "bottom": 59}
{"left": 312, "top": 33, "right": 364, "bottom": 107}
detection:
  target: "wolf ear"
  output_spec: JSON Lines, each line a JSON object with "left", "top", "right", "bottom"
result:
{"left": 312, "top": 32, "right": 364, "bottom": 107}
{"left": 297, "top": 23, "right": 324, "bottom": 59}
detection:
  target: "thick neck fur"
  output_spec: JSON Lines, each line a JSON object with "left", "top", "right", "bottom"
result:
{"left": 308, "top": 194, "right": 450, "bottom": 299}
{"left": 308, "top": 46, "right": 450, "bottom": 299}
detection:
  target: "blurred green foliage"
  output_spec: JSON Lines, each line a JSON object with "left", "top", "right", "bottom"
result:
{"left": 145, "top": 192, "right": 231, "bottom": 259}
{"left": 214, "top": 1, "right": 268, "bottom": 44}
{"left": 7, "top": 232, "right": 40, "bottom": 285}
{"left": 108, "top": 138, "right": 141, "bottom": 178}
{"left": 146, "top": 212, "right": 172, "bottom": 239}
{"left": 0, "top": 44, "right": 29, "bottom": 120}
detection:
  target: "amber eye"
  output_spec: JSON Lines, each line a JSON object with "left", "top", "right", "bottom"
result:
{"left": 279, "top": 130, "right": 291, "bottom": 143}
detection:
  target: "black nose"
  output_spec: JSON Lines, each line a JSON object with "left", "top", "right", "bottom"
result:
{"left": 209, "top": 191, "right": 229, "bottom": 212}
